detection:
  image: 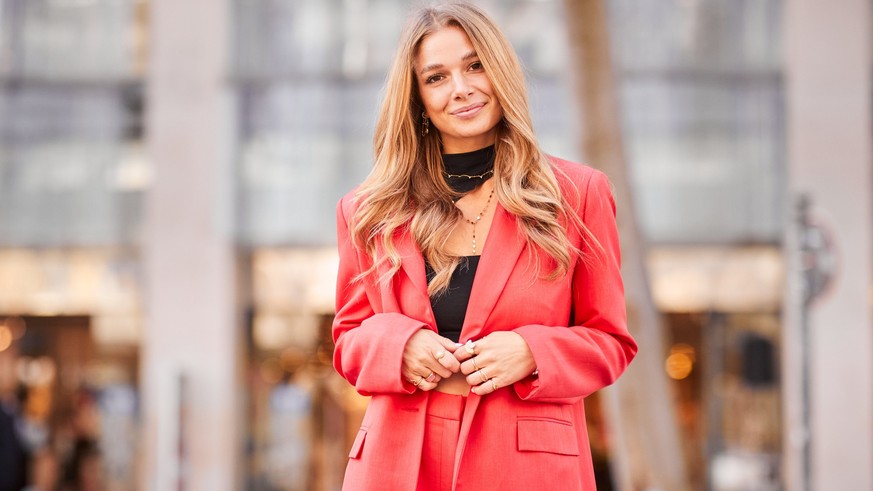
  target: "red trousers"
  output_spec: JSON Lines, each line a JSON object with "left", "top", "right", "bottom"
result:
{"left": 416, "top": 391, "right": 467, "bottom": 491}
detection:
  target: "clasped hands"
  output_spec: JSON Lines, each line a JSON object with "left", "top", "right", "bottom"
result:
{"left": 401, "top": 329, "right": 536, "bottom": 396}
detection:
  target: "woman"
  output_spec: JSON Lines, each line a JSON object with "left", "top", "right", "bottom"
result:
{"left": 332, "top": 3, "right": 637, "bottom": 490}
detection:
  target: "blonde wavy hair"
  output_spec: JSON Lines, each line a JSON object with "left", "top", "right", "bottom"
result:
{"left": 352, "top": 2, "right": 591, "bottom": 296}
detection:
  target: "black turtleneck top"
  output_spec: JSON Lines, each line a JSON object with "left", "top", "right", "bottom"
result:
{"left": 425, "top": 145, "right": 494, "bottom": 342}
{"left": 442, "top": 145, "right": 495, "bottom": 195}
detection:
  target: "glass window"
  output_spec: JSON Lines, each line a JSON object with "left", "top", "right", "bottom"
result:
{"left": 609, "top": 0, "right": 784, "bottom": 244}
{"left": 0, "top": 0, "right": 147, "bottom": 247}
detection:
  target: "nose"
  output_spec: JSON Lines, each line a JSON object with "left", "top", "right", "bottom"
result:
{"left": 452, "top": 73, "right": 473, "bottom": 99}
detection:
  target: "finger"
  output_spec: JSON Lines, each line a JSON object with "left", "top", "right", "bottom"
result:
{"left": 404, "top": 370, "right": 429, "bottom": 386}
{"left": 451, "top": 346, "right": 472, "bottom": 362}
{"left": 461, "top": 353, "right": 491, "bottom": 375}
{"left": 403, "top": 370, "right": 417, "bottom": 385}
{"left": 408, "top": 367, "right": 442, "bottom": 384}
{"left": 419, "top": 382, "right": 438, "bottom": 392}
{"left": 435, "top": 337, "right": 464, "bottom": 352}
{"left": 452, "top": 339, "right": 478, "bottom": 362}
{"left": 408, "top": 372, "right": 441, "bottom": 390}
{"left": 416, "top": 376, "right": 440, "bottom": 391}
{"left": 460, "top": 357, "right": 483, "bottom": 375}
{"left": 434, "top": 349, "right": 461, "bottom": 373}
{"left": 426, "top": 358, "right": 453, "bottom": 379}
{"left": 471, "top": 377, "right": 499, "bottom": 396}
{"left": 465, "top": 367, "right": 491, "bottom": 386}
{"left": 434, "top": 338, "right": 464, "bottom": 369}
{"left": 428, "top": 337, "right": 463, "bottom": 377}
{"left": 414, "top": 347, "right": 451, "bottom": 379}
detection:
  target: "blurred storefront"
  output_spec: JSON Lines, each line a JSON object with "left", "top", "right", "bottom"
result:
{"left": 0, "top": 0, "right": 147, "bottom": 488}
{"left": 649, "top": 247, "right": 783, "bottom": 490}
{"left": 0, "top": 0, "right": 793, "bottom": 490}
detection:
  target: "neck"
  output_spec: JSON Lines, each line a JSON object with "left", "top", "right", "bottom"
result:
{"left": 441, "top": 133, "right": 497, "bottom": 154}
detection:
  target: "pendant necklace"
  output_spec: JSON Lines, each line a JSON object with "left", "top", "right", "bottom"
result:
{"left": 460, "top": 187, "right": 495, "bottom": 255}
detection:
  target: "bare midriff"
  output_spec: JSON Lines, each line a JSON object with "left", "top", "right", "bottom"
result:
{"left": 435, "top": 371, "right": 470, "bottom": 396}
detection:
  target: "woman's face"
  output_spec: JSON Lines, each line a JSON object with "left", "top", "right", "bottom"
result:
{"left": 415, "top": 27, "right": 504, "bottom": 154}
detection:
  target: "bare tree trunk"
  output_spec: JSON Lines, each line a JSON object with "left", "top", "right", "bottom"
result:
{"left": 561, "top": 1, "right": 690, "bottom": 490}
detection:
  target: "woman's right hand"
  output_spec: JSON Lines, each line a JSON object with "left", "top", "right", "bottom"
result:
{"left": 402, "top": 329, "right": 462, "bottom": 391}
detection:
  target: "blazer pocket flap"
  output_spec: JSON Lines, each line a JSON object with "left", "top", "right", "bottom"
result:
{"left": 348, "top": 428, "right": 367, "bottom": 459}
{"left": 517, "top": 418, "right": 579, "bottom": 456}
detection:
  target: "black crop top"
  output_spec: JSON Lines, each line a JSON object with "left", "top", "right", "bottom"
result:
{"left": 425, "top": 256, "right": 480, "bottom": 343}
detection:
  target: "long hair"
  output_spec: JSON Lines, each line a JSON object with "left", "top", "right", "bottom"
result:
{"left": 351, "top": 2, "right": 593, "bottom": 296}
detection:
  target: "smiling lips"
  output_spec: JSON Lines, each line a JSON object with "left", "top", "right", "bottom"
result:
{"left": 451, "top": 102, "right": 485, "bottom": 118}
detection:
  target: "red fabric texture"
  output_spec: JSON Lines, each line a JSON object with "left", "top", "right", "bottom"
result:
{"left": 417, "top": 392, "right": 466, "bottom": 491}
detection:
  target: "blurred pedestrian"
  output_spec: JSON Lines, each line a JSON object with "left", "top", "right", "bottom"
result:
{"left": 58, "top": 439, "right": 104, "bottom": 491}
{"left": 0, "top": 345, "right": 28, "bottom": 491}
{"left": 331, "top": 3, "right": 637, "bottom": 490}
{"left": 0, "top": 397, "right": 28, "bottom": 491}
{"left": 58, "top": 388, "right": 104, "bottom": 491}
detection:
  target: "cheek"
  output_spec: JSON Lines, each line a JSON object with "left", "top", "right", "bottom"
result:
{"left": 493, "top": 104, "right": 505, "bottom": 121}
{"left": 421, "top": 96, "right": 437, "bottom": 113}
{"left": 420, "top": 83, "right": 455, "bottom": 110}
{"left": 475, "top": 73, "right": 496, "bottom": 94}
{"left": 489, "top": 98, "right": 503, "bottom": 114}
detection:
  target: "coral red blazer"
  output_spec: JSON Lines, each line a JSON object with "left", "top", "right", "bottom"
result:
{"left": 333, "top": 158, "right": 637, "bottom": 490}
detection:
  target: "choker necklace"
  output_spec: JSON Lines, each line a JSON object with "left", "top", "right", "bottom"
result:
{"left": 442, "top": 145, "right": 495, "bottom": 195}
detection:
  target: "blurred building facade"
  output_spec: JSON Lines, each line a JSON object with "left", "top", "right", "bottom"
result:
{"left": 0, "top": 1, "right": 867, "bottom": 490}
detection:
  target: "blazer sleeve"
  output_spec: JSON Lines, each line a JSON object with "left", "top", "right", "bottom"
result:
{"left": 512, "top": 170, "right": 637, "bottom": 404}
{"left": 331, "top": 196, "right": 427, "bottom": 396}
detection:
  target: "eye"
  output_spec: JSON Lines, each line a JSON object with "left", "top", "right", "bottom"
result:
{"left": 468, "top": 61, "right": 483, "bottom": 71}
{"left": 425, "top": 73, "right": 445, "bottom": 84}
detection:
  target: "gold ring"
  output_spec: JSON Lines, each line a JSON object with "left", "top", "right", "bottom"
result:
{"left": 472, "top": 358, "right": 480, "bottom": 371}
{"left": 490, "top": 379, "right": 498, "bottom": 392}
{"left": 414, "top": 377, "right": 425, "bottom": 388}
{"left": 478, "top": 368, "right": 489, "bottom": 384}
{"left": 464, "top": 340, "right": 476, "bottom": 355}
{"left": 425, "top": 371, "right": 436, "bottom": 383}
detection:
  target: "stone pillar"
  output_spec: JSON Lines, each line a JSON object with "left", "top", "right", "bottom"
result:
{"left": 143, "top": 1, "right": 241, "bottom": 489}
{"left": 562, "top": 1, "right": 690, "bottom": 489}
{"left": 783, "top": 1, "right": 872, "bottom": 490}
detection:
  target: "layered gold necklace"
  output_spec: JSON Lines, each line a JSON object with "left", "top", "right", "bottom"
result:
{"left": 458, "top": 187, "right": 495, "bottom": 255}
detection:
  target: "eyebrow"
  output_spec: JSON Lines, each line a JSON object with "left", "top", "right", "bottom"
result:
{"left": 418, "top": 50, "right": 479, "bottom": 75}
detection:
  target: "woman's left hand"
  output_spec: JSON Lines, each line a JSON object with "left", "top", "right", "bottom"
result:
{"left": 452, "top": 332, "right": 537, "bottom": 396}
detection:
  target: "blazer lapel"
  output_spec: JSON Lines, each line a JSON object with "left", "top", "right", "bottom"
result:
{"left": 392, "top": 204, "right": 524, "bottom": 338}
{"left": 395, "top": 225, "right": 430, "bottom": 305}
{"left": 460, "top": 203, "right": 525, "bottom": 342}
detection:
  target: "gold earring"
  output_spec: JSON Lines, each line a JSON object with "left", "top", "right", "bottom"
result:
{"left": 421, "top": 113, "right": 429, "bottom": 136}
